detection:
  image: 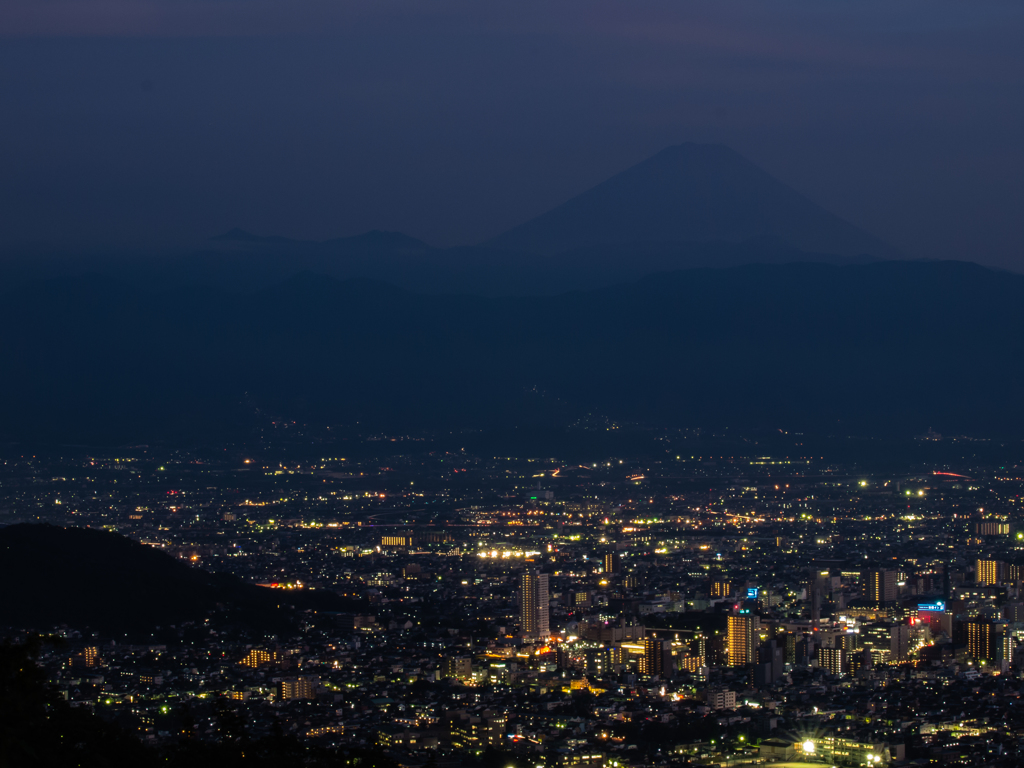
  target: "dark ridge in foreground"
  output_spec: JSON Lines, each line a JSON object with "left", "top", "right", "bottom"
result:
{"left": 0, "top": 524, "right": 356, "bottom": 635}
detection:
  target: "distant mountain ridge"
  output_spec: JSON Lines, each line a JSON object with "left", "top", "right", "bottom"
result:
{"left": 0, "top": 143, "right": 906, "bottom": 296}
{"left": 0, "top": 260, "right": 1020, "bottom": 444}
{"left": 486, "top": 143, "right": 894, "bottom": 258}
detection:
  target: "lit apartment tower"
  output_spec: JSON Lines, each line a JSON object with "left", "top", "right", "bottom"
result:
{"left": 976, "top": 559, "right": 1001, "bottom": 586}
{"left": 818, "top": 647, "right": 846, "bottom": 676}
{"left": 962, "top": 619, "right": 997, "bottom": 662}
{"left": 603, "top": 552, "right": 621, "bottom": 574}
{"left": 842, "top": 631, "right": 861, "bottom": 652}
{"left": 1007, "top": 564, "right": 1024, "bottom": 584}
{"left": 70, "top": 647, "right": 100, "bottom": 669}
{"left": 862, "top": 569, "right": 897, "bottom": 605}
{"left": 726, "top": 614, "right": 760, "bottom": 667}
{"left": 241, "top": 648, "right": 279, "bottom": 668}
{"left": 584, "top": 647, "right": 612, "bottom": 677}
{"left": 640, "top": 638, "right": 673, "bottom": 678}
{"left": 520, "top": 569, "right": 550, "bottom": 638}
{"left": 278, "top": 676, "right": 316, "bottom": 701}
{"left": 441, "top": 656, "right": 473, "bottom": 681}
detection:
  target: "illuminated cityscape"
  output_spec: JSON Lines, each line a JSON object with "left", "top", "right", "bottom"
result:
{"left": 1, "top": 432, "right": 1023, "bottom": 766}
{"left": 0, "top": 3, "right": 1021, "bottom": 766}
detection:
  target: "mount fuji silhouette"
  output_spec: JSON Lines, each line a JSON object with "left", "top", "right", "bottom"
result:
{"left": 486, "top": 143, "right": 894, "bottom": 259}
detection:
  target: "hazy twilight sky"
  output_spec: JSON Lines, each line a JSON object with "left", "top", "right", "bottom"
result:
{"left": 1, "top": 1, "right": 1021, "bottom": 269}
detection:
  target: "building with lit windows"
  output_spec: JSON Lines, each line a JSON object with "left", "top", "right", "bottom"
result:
{"left": 449, "top": 710, "right": 506, "bottom": 750}
{"left": 726, "top": 614, "right": 759, "bottom": 666}
{"left": 976, "top": 558, "right": 1001, "bottom": 585}
{"left": 705, "top": 687, "right": 736, "bottom": 710}
{"left": 69, "top": 647, "right": 100, "bottom": 669}
{"left": 441, "top": 656, "right": 473, "bottom": 681}
{"left": 278, "top": 676, "right": 317, "bottom": 701}
{"left": 974, "top": 521, "right": 1010, "bottom": 536}
{"left": 960, "top": 619, "right": 998, "bottom": 662}
{"left": 862, "top": 569, "right": 897, "bottom": 605}
{"left": 520, "top": 568, "right": 549, "bottom": 638}
{"left": 818, "top": 646, "right": 846, "bottom": 676}
{"left": 811, "top": 736, "right": 892, "bottom": 766}
{"left": 710, "top": 580, "right": 732, "bottom": 598}
{"left": 240, "top": 648, "right": 278, "bottom": 668}
{"left": 640, "top": 637, "right": 672, "bottom": 678}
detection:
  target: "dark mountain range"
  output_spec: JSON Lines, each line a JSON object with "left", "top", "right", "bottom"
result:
{"left": 0, "top": 144, "right": 903, "bottom": 295}
{"left": 0, "top": 235, "right": 872, "bottom": 297}
{"left": 487, "top": 143, "right": 894, "bottom": 258}
{"left": 0, "top": 524, "right": 357, "bottom": 634}
{"left": 1, "top": 260, "right": 1020, "bottom": 445}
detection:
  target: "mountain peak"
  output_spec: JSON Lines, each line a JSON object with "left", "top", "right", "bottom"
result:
{"left": 485, "top": 143, "right": 893, "bottom": 258}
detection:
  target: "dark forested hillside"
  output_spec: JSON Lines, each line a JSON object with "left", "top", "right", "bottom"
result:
{"left": 1, "top": 260, "right": 1020, "bottom": 445}
{"left": 0, "top": 525, "right": 354, "bottom": 634}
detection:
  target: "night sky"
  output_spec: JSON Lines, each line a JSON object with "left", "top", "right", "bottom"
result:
{"left": 1, "top": 0, "right": 1021, "bottom": 271}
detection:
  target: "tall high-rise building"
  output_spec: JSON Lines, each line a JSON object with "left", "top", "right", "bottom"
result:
{"left": 976, "top": 559, "right": 1001, "bottom": 586}
{"left": 961, "top": 619, "right": 997, "bottom": 662}
{"left": 603, "top": 553, "right": 621, "bottom": 574}
{"left": 890, "top": 625, "right": 910, "bottom": 661}
{"left": 520, "top": 569, "right": 550, "bottom": 638}
{"left": 754, "top": 639, "right": 785, "bottom": 686}
{"left": 862, "top": 569, "right": 897, "bottom": 605}
{"left": 726, "top": 614, "right": 760, "bottom": 667}
{"left": 640, "top": 638, "right": 672, "bottom": 678}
